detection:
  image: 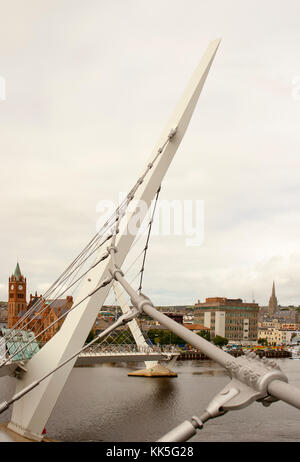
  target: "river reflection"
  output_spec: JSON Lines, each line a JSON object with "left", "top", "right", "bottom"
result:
{"left": 192, "top": 369, "right": 230, "bottom": 376}
{"left": 0, "top": 359, "right": 299, "bottom": 442}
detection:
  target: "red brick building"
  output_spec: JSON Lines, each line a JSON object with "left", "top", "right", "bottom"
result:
{"left": 8, "top": 263, "right": 27, "bottom": 328}
{"left": 27, "top": 293, "right": 73, "bottom": 343}
{"left": 7, "top": 263, "right": 73, "bottom": 343}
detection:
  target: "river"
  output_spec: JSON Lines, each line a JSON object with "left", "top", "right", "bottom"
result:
{"left": 0, "top": 359, "right": 299, "bottom": 442}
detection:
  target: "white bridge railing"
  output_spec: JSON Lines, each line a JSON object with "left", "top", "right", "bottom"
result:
{"left": 79, "top": 343, "right": 180, "bottom": 356}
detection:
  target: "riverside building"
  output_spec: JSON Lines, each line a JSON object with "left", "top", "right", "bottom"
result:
{"left": 258, "top": 328, "right": 300, "bottom": 346}
{"left": 7, "top": 262, "right": 73, "bottom": 342}
{"left": 194, "top": 297, "right": 259, "bottom": 344}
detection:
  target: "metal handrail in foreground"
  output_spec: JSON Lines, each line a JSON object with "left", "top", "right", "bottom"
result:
{"left": 108, "top": 244, "right": 300, "bottom": 442}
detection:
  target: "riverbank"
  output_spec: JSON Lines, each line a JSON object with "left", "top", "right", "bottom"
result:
{"left": 177, "top": 348, "right": 292, "bottom": 360}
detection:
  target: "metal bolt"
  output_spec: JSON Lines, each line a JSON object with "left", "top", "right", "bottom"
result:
{"left": 220, "top": 388, "right": 230, "bottom": 396}
{"left": 191, "top": 416, "right": 203, "bottom": 429}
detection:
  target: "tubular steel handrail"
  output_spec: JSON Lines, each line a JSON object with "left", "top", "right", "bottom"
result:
{"left": 108, "top": 244, "right": 300, "bottom": 442}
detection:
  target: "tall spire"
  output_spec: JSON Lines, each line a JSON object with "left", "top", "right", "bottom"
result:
{"left": 14, "top": 262, "right": 22, "bottom": 280}
{"left": 8, "top": 262, "right": 27, "bottom": 329}
{"left": 272, "top": 281, "right": 275, "bottom": 296}
{"left": 268, "top": 281, "right": 278, "bottom": 316}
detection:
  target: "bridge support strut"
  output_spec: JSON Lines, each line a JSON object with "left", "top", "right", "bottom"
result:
{"left": 8, "top": 39, "right": 221, "bottom": 441}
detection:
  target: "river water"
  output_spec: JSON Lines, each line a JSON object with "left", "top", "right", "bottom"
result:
{"left": 0, "top": 359, "right": 299, "bottom": 442}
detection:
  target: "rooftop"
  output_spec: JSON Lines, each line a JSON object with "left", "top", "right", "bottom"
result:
{"left": 195, "top": 297, "right": 259, "bottom": 310}
{"left": 183, "top": 323, "right": 210, "bottom": 331}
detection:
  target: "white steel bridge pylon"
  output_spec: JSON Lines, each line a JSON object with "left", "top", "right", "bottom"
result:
{"left": 112, "top": 281, "right": 159, "bottom": 371}
{"left": 5, "top": 39, "right": 222, "bottom": 441}
{"left": 1, "top": 38, "right": 300, "bottom": 443}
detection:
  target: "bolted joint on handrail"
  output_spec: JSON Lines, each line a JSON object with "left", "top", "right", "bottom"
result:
{"left": 157, "top": 412, "right": 209, "bottom": 442}
{"left": 106, "top": 241, "right": 299, "bottom": 415}
{"left": 190, "top": 416, "right": 204, "bottom": 430}
{"left": 227, "top": 352, "right": 288, "bottom": 398}
{"left": 130, "top": 292, "right": 154, "bottom": 314}
{"left": 208, "top": 353, "right": 290, "bottom": 416}
{"left": 108, "top": 266, "right": 124, "bottom": 280}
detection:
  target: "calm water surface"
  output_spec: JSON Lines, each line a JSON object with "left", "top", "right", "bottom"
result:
{"left": 0, "top": 359, "right": 299, "bottom": 442}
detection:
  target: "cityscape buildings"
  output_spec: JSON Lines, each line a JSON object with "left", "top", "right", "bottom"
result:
{"left": 2, "top": 264, "right": 300, "bottom": 346}
{"left": 194, "top": 297, "right": 259, "bottom": 343}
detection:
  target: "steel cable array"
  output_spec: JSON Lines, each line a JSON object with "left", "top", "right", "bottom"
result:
{"left": 0, "top": 132, "right": 173, "bottom": 367}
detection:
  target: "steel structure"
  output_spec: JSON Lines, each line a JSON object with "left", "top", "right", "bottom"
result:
{"left": 1, "top": 38, "right": 299, "bottom": 442}
{"left": 6, "top": 39, "right": 221, "bottom": 441}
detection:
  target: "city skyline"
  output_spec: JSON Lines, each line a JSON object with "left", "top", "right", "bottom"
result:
{"left": 1, "top": 262, "right": 299, "bottom": 310}
{"left": 1, "top": 1, "right": 300, "bottom": 306}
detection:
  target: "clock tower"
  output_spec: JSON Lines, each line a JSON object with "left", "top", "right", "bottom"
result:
{"left": 8, "top": 262, "right": 27, "bottom": 329}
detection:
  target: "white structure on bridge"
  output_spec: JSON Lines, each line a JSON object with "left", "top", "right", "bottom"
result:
{"left": 0, "top": 38, "right": 299, "bottom": 444}
{"left": 0, "top": 39, "right": 221, "bottom": 441}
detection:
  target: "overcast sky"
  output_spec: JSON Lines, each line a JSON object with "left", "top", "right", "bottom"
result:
{"left": 1, "top": 0, "right": 300, "bottom": 307}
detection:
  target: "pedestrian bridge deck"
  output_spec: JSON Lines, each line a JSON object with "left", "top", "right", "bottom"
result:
{"left": 0, "top": 345, "right": 179, "bottom": 376}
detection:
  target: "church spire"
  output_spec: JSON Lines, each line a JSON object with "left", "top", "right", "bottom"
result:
{"left": 272, "top": 281, "right": 275, "bottom": 295}
{"left": 14, "top": 262, "right": 21, "bottom": 280}
{"left": 8, "top": 262, "right": 27, "bottom": 328}
{"left": 268, "top": 281, "right": 278, "bottom": 316}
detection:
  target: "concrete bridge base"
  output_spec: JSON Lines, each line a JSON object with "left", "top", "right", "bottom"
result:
{"left": 128, "top": 364, "right": 177, "bottom": 377}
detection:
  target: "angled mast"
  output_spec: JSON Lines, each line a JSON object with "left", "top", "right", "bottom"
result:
{"left": 9, "top": 39, "right": 221, "bottom": 441}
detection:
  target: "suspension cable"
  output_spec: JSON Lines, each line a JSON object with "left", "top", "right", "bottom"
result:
{"left": 0, "top": 272, "right": 113, "bottom": 366}
{"left": 138, "top": 186, "right": 161, "bottom": 293}
{"left": 5, "top": 195, "right": 131, "bottom": 340}
{"left": 5, "top": 233, "right": 114, "bottom": 343}
{"left": 3, "top": 230, "right": 115, "bottom": 347}
{"left": 0, "top": 307, "right": 139, "bottom": 416}
{"left": 2, "top": 130, "right": 174, "bottom": 364}
{"left": 2, "top": 239, "right": 145, "bottom": 366}
{"left": 5, "top": 230, "right": 111, "bottom": 335}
